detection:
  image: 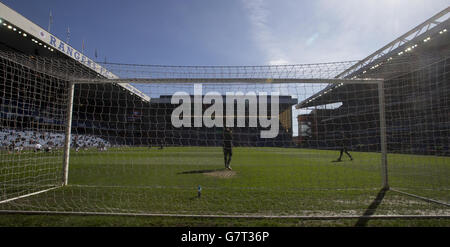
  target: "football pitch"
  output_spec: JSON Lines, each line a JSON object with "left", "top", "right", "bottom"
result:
{"left": 0, "top": 147, "right": 449, "bottom": 226}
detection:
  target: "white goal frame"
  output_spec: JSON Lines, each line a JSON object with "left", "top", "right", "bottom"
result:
{"left": 63, "top": 78, "right": 389, "bottom": 190}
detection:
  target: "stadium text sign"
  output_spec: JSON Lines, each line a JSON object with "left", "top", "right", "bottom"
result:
{"left": 45, "top": 33, "right": 150, "bottom": 101}
{"left": 47, "top": 35, "right": 112, "bottom": 78}
{"left": 171, "top": 84, "right": 280, "bottom": 138}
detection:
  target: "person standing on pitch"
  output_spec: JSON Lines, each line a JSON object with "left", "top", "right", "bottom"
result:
{"left": 223, "top": 127, "right": 233, "bottom": 170}
{"left": 197, "top": 185, "right": 202, "bottom": 198}
{"left": 335, "top": 131, "right": 353, "bottom": 162}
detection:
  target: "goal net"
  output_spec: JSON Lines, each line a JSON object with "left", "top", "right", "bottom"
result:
{"left": 0, "top": 50, "right": 448, "bottom": 217}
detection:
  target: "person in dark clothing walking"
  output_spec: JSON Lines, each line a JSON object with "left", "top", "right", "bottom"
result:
{"left": 335, "top": 131, "right": 353, "bottom": 162}
{"left": 223, "top": 128, "right": 233, "bottom": 170}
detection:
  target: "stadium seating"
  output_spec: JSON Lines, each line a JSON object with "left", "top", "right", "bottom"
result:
{"left": 0, "top": 129, "right": 110, "bottom": 150}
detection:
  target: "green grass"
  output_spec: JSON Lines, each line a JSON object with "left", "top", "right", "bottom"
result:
{"left": 0, "top": 147, "right": 449, "bottom": 226}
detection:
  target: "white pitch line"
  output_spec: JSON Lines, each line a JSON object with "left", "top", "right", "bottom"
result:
{"left": 0, "top": 210, "right": 448, "bottom": 219}
{"left": 0, "top": 186, "right": 62, "bottom": 204}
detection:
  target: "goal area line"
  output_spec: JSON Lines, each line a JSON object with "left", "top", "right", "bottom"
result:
{"left": 390, "top": 188, "right": 450, "bottom": 207}
{"left": 0, "top": 209, "right": 448, "bottom": 220}
{"left": 67, "top": 184, "right": 384, "bottom": 192}
{"left": 0, "top": 185, "right": 62, "bottom": 205}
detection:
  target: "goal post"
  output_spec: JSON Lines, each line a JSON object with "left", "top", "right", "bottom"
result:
{"left": 62, "top": 81, "right": 75, "bottom": 186}
{"left": 377, "top": 80, "right": 389, "bottom": 190}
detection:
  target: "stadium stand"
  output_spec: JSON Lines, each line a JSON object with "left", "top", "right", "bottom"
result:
{"left": 0, "top": 129, "right": 110, "bottom": 151}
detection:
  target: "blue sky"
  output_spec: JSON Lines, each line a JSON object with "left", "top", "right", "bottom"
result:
{"left": 2, "top": 0, "right": 449, "bottom": 65}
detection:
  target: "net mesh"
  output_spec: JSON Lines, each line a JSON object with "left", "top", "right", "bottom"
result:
{"left": 0, "top": 50, "right": 449, "bottom": 217}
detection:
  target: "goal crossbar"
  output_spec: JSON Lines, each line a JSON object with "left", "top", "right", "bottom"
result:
{"left": 71, "top": 78, "right": 384, "bottom": 85}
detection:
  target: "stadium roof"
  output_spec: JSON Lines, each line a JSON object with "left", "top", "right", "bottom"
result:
{"left": 296, "top": 7, "right": 450, "bottom": 109}
{"left": 0, "top": 2, "right": 150, "bottom": 102}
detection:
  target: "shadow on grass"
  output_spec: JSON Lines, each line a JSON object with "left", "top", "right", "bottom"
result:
{"left": 355, "top": 187, "right": 388, "bottom": 227}
{"left": 178, "top": 168, "right": 225, "bottom": 175}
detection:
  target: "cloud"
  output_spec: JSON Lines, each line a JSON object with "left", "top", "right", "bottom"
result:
{"left": 242, "top": 0, "right": 290, "bottom": 65}
{"left": 305, "top": 33, "right": 320, "bottom": 47}
{"left": 242, "top": 0, "right": 449, "bottom": 64}
{"left": 268, "top": 58, "right": 290, "bottom": 65}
